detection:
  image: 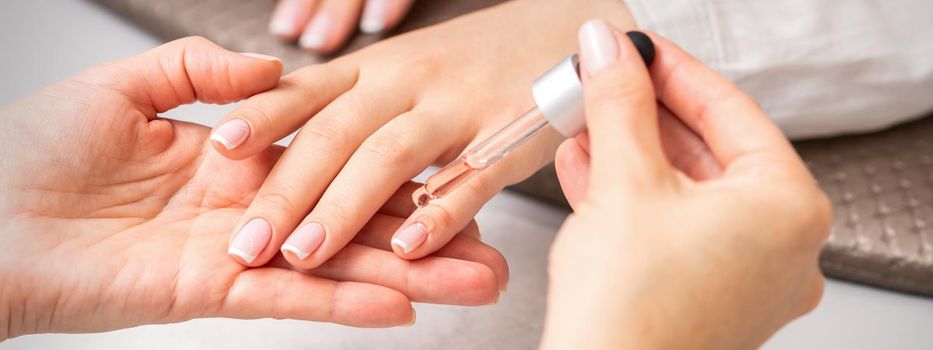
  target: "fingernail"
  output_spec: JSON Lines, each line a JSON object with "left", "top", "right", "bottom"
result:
{"left": 228, "top": 218, "right": 273, "bottom": 264}
{"left": 391, "top": 222, "right": 428, "bottom": 254}
{"left": 404, "top": 308, "right": 417, "bottom": 327}
{"left": 579, "top": 19, "right": 619, "bottom": 75}
{"left": 211, "top": 119, "right": 250, "bottom": 150}
{"left": 488, "top": 293, "right": 500, "bottom": 305}
{"left": 299, "top": 12, "right": 333, "bottom": 50}
{"left": 269, "top": 0, "right": 301, "bottom": 36}
{"left": 240, "top": 52, "right": 282, "bottom": 63}
{"left": 360, "top": 0, "right": 389, "bottom": 33}
{"left": 281, "top": 222, "right": 326, "bottom": 260}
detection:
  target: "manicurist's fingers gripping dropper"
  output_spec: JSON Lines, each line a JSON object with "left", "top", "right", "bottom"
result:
{"left": 413, "top": 31, "right": 656, "bottom": 207}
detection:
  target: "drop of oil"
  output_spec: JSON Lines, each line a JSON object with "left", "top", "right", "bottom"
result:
{"left": 412, "top": 186, "right": 434, "bottom": 208}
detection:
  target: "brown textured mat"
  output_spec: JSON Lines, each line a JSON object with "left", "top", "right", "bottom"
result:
{"left": 89, "top": 0, "right": 933, "bottom": 296}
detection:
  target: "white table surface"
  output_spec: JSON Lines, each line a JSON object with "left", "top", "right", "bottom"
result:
{"left": 2, "top": 1, "right": 933, "bottom": 349}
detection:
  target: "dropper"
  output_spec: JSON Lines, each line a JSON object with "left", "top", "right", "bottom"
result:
{"left": 414, "top": 32, "right": 655, "bottom": 207}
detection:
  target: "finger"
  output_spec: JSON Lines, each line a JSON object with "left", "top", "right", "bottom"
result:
{"left": 657, "top": 105, "right": 722, "bottom": 181}
{"left": 210, "top": 62, "right": 356, "bottom": 158}
{"left": 354, "top": 213, "right": 481, "bottom": 249}
{"left": 279, "top": 107, "right": 466, "bottom": 269}
{"left": 647, "top": 32, "right": 806, "bottom": 178}
{"left": 578, "top": 21, "right": 673, "bottom": 190}
{"left": 226, "top": 87, "right": 410, "bottom": 267}
{"left": 378, "top": 181, "right": 423, "bottom": 218}
{"left": 554, "top": 137, "right": 590, "bottom": 210}
{"left": 216, "top": 268, "right": 414, "bottom": 327}
{"left": 309, "top": 244, "right": 500, "bottom": 305}
{"left": 390, "top": 126, "right": 562, "bottom": 260}
{"left": 78, "top": 36, "right": 283, "bottom": 118}
{"left": 351, "top": 214, "right": 508, "bottom": 291}
{"left": 359, "top": 0, "right": 415, "bottom": 34}
{"left": 556, "top": 105, "right": 723, "bottom": 209}
{"left": 269, "top": 0, "right": 318, "bottom": 40}
{"left": 299, "top": 0, "right": 365, "bottom": 53}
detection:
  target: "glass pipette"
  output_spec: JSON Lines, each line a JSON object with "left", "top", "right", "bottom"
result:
{"left": 413, "top": 32, "right": 655, "bottom": 207}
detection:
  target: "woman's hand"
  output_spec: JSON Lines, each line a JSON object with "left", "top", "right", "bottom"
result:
{"left": 268, "top": 0, "right": 415, "bottom": 53}
{"left": 542, "top": 23, "right": 832, "bottom": 349}
{"left": 0, "top": 37, "right": 506, "bottom": 341}
{"left": 211, "top": 0, "right": 635, "bottom": 270}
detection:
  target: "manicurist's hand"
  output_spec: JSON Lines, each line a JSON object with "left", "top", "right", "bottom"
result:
{"left": 211, "top": 0, "right": 635, "bottom": 271}
{"left": 0, "top": 37, "right": 506, "bottom": 341}
{"left": 268, "top": 0, "right": 415, "bottom": 53}
{"left": 542, "top": 22, "right": 832, "bottom": 349}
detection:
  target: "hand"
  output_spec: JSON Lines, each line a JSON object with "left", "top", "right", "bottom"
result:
{"left": 0, "top": 37, "right": 505, "bottom": 341}
{"left": 268, "top": 0, "right": 415, "bottom": 53}
{"left": 209, "top": 0, "right": 635, "bottom": 271}
{"left": 542, "top": 23, "right": 832, "bottom": 349}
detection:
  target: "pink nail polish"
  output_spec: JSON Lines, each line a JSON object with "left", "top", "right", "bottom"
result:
{"left": 210, "top": 119, "right": 250, "bottom": 150}
{"left": 269, "top": 0, "right": 302, "bottom": 36}
{"left": 579, "top": 19, "right": 619, "bottom": 75}
{"left": 228, "top": 218, "right": 272, "bottom": 264}
{"left": 360, "top": 0, "right": 390, "bottom": 33}
{"left": 299, "top": 12, "right": 333, "bottom": 50}
{"left": 391, "top": 222, "right": 428, "bottom": 254}
{"left": 281, "top": 222, "right": 326, "bottom": 260}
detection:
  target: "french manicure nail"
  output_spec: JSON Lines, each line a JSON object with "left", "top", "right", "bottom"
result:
{"left": 240, "top": 52, "right": 282, "bottom": 63}
{"left": 579, "top": 19, "right": 619, "bottom": 75}
{"left": 228, "top": 218, "right": 273, "bottom": 264}
{"left": 281, "top": 222, "right": 326, "bottom": 260}
{"left": 269, "top": 0, "right": 301, "bottom": 36}
{"left": 391, "top": 222, "right": 428, "bottom": 254}
{"left": 404, "top": 308, "right": 417, "bottom": 327}
{"left": 360, "top": 0, "right": 389, "bottom": 33}
{"left": 210, "top": 119, "right": 250, "bottom": 150}
{"left": 299, "top": 12, "right": 333, "bottom": 50}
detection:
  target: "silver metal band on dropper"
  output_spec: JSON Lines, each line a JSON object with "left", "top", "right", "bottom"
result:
{"left": 531, "top": 54, "right": 585, "bottom": 138}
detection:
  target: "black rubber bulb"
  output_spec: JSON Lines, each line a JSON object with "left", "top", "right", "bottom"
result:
{"left": 625, "top": 31, "right": 655, "bottom": 67}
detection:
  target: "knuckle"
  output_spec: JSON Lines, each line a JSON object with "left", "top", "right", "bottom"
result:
{"left": 362, "top": 129, "right": 416, "bottom": 165}
{"left": 382, "top": 52, "right": 443, "bottom": 83}
{"left": 427, "top": 203, "right": 457, "bottom": 232}
{"left": 764, "top": 183, "right": 834, "bottom": 247}
{"left": 230, "top": 104, "right": 273, "bottom": 131}
{"left": 588, "top": 76, "right": 653, "bottom": 107}
{"left": 299, "top": 116, "right": 352, "bottom": 155}
{"left": 257, "top": 191, "right": 300, "bottom": 216}
{"left": 314, "top": 199, "right": 352, "bottom": 229}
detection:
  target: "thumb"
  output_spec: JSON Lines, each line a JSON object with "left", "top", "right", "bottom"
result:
{"left": 578, "top": 21, "right": 673, "bottom": 190}
{"left": 77, "top": 36, "right": 283, "bottom": 117}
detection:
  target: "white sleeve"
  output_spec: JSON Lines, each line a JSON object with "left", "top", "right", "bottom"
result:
{"left": 625, "top": 0, "right": 933, "bottom": 139}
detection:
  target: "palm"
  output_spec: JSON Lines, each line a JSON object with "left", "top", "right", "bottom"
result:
{"left": 0, "top": 40, "right": 505, "bottom": 338}
{"left": 1, "top": 81, "right": 274, "bottom": 331}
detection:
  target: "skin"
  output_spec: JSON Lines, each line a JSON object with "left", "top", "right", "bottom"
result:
{"left": 0, "top": 37, "right": 507, "bottom": 341}
{"left": 268, "top": 0, "right": 416, "bottom": 53}
{"left": 542, "top": 26, "right": 833, "bottom": 349}
{"left": 0, "top": 19, "right": 832, "bottom": 348}
{"left": 212, "top": 0, "right": 637, "bottom": 272}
